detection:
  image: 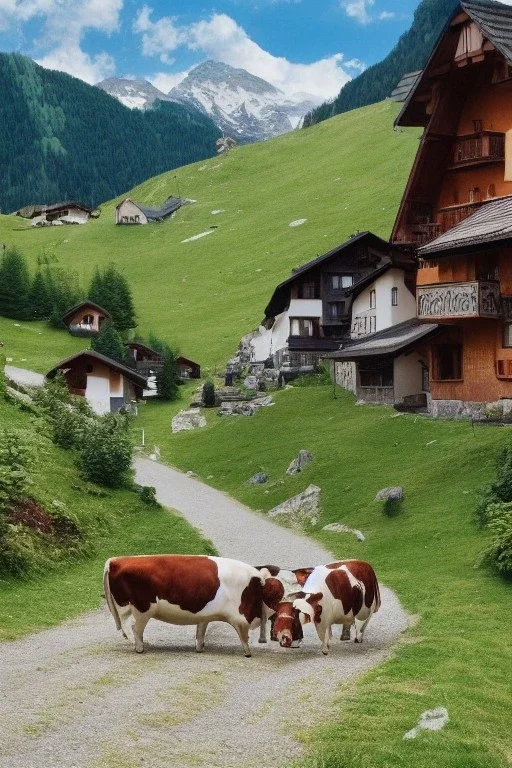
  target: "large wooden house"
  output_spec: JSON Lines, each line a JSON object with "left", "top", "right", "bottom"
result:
{"left": 392, "top": 0, "right": 512, "bottom": 416}
{"left": 250, "top": 232, "right": 408, "bottom": 374}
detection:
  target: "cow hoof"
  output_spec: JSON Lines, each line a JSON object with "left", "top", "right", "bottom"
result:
{"left": 354, "top": 638, "right": 362, "bottom": 644}
{"left": 321, "top": 649, "right": 329, "bottom": 656}
{"left": 291, "top": 641, "right": 301, "bottom": 649}
{"left": 135, "top": 646, "right": 144, "bottom": 654}
{"left": 244, "top": 652, "right": 252, "bottom": 658}
{"left": 258, "top": 639, "right": 267, "bottom": 644}
{"left": 195, "top": 646, "right": 204, "bottom": 653}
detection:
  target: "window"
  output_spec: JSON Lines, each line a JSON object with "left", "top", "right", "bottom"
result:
{"left": 331, "top": 275, "right": 353, "bottom": 290}
{"left": 359, "top": 360, "right": 393, "bottom": 388}
{"left": 369, "top": 289, "right": 376, "bottom": 309}
{"left": 328, "top": 301, "right": 345, "bottom": 319}
{"left": 504, "top": 323, "right": 512, "bottom": 348}
{"left": 82, "top": 314, "right": 94, "bottom": 325}
{"left": 291, "top": 318, "right": 314, "bottom": 337}
{"left": 391, "top": 287, "right": 398, "bottom": 306}
{"left": 300, "top": 281, "right": 316, "bottom": 299}
{"left": 433, "top": 344, "right": 463, "bottom": 381}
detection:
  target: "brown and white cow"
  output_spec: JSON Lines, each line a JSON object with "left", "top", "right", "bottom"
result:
{"left": 254, "top": 565, "right": 314, "bottom": 647}
{"left": 273, "top": 560, "right": 381, "bottom": 655}
{"left": 103, "top": 554, "right": 281, "bottom": 657}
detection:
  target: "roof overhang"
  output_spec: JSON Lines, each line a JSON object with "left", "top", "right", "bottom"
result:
{"left": 324, "top": 321, "right": 440, "bottom": 361}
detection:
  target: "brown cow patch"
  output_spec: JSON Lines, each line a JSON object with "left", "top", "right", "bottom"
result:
{"left": 262, "top": 577, "right": 285, "bottom": 610}
{"left": 325, "top": 569, "right": 363, "bottom": 616}
{"left": 108, "top": 555, "right": 220, "bottom": 615}
{"left": 239, "top": 576, "right": 264, "bottom": 624}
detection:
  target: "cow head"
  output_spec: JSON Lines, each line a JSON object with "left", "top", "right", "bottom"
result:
{"left": 272, "top": 601, "right": 303, "bottom": 648}
{"left": 293, "top": 593, "right": 323, "bottom": 625}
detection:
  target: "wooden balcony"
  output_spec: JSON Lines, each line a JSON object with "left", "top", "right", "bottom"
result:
{"left": 449, "top": 131, "right": 505, "bottom": 169}
{"left": 437, "top": 199, "right": 486, "bottom": 232}
{"left": 417, "top": 280, "right": 501, "bottom": 320}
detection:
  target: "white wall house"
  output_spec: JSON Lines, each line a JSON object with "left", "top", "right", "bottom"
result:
{"left": 350, "top": 268, "right": 417, "bottom": 339}
{"left": 115, "top": 199, "right": 148, "bottom": 225}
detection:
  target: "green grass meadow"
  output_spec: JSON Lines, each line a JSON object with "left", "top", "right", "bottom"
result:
{"left": 0, "top": 100, "right": 418, "bottom": 371}
{"left": 136, "top": 386, "right": 512, "bottom": 768}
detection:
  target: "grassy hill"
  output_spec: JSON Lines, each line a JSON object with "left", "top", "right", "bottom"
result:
{"left": 0, "top": 99, "right": 418, "bottom": 372}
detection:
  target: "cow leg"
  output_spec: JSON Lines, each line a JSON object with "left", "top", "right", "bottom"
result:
{"left": 195, "top": 622, "right": 208, "bottom": 653}
{"left": 132, "top": 614, "right": 150, "bottom": 653}
{"left": 315, "top": 622, "right": 332, "bottom": 655}
{"left": 354, "top": 617, "right": 370, "bottom": 644}
{"left": 340, "top": 624, "right": 351, "bottom": 641}
{"left": 234, "top": 624, "right": 252, "bottom": 658}
{"left": 258, "top": 617, "right": 267, "bottom": 644}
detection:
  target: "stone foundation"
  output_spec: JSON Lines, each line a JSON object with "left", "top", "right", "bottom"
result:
{"left": 430, "top": 398, "right": 512, "bottom": 420}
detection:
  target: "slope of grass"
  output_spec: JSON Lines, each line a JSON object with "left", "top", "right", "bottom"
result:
{"left": 0, "top": 397, "right": 214, "bottom": 640}
{"left": 0, "top": 100, "right": 418, "bottom": 371}
{"left": 136, "top": 388, "right": 512, "bottom": 768}
{"left": 0, "top": 317, "right": 84, "bottom": 373}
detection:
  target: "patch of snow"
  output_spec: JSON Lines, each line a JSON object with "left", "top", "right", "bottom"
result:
{"left": 289, "top": 219, "right": 307, "bottom": 228}
{"left": 181, "top": 230, "right": 215, "bottom": 243}
{"left": 211, "top": 210, "right": 225, "bottom": 215}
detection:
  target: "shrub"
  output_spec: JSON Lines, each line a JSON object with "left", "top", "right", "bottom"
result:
{"left": 481, "top": 502, "right": 512, "bottom": 578}
{"left": 476, "top": 444, "right": 512, "bottom": 525}
{"left": 202, "top": 380, "right": 216, "bottom": 407}
{"left": 156, "top": 350, "right": 180, "bottom": 401}
{"left": 137, "top": 485, "right": 160, "bottom": 507}
{"left": 77, "top": 414, "right": 133, "bottom": 488}
{"left": 0, "top": 428, "right": 37, "bottom": 510}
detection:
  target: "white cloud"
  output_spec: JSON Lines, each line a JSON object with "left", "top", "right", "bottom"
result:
{"left": 378, "top": 11, "right": 396, "bottom": 20}
{"left": 342, "top": 0, "right": 375, "bottom": 25}
{"left": 0, "top": 0, "right": 122, "bottom": 83}
{"left": 149, "top": 69, "right": 190, "bottom": 94}
{"left": 134, "top": 9, "right": 360, "bottom": 102}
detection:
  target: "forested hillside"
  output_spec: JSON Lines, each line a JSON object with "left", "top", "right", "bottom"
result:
{"left": 0, "top": 53, "right": 221, "bottom": 213}
{"left": 304, "top": 0, "right": 458, "bottom": 126}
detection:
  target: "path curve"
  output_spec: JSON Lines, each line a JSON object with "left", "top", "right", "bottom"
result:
{"left": 0, "top": 457, "right": 410, "bottom": 768}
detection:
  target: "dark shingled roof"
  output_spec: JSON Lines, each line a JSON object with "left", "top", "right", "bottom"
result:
{"left": 324, "top": 319, "right": 440, "bottom": 360}
{"left": 390, "top": 71, "right": 422, "bottom": 102}
{"left": 396, "top": 0, "right": 512, "bottom": 127}
{"left": 46, "top": 350, "right": 147, "bottom": 388}
{"left": 419, "top": 195, "right": 512, "bottom": 256}
{"left": 62, "top": 301, "right": 111, "bottom": 323}
{"left": 119, "top": 196, "right": 187, "bottom": 222}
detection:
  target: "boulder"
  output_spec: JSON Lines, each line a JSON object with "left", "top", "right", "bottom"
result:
{"left": 243, "top": 376, "right": 260, "bottom": 391}
{"left": 286, "top": 450, "right": 313, "bottom": 475}
{"left": 247, "top": 472, "right": 268, "bottom": 485}
{"left": 268, "top": 485, "right": 321, "bottom": 527}
{"left": 219, "top": 396, "right": 273, "bottom": 417}
{"left": 375, "top": 486, "right": 404, "bottom": 502}
{"left": 171, "top": 409, "right": 207, "bottom": 433}
{"left": 252, "top": 396, "right": 274, "bottom": 408}
{"left": 322, "top": 523, "right": 365, "bottom": 542}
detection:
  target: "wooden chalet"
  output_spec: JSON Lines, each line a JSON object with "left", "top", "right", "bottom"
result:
{"left": 62, "top": 301, "right": 110, "bottom": 336}
{"left": 125, "top": 342, "right": 201, "bottom": 380}
{"left": 46, "top": 350, "right": 146, "bottom": 416}
{"left": 392, "top": 0, "right": 512, "bottom": 416}
{"left": 16, "top": 201, "right": 93, "bottom": 225}
{"left": 251, "top": 232, "right": 411, "bottom": 375}
{"left": 115, "top": 197, "right": 186, "bottom": 225}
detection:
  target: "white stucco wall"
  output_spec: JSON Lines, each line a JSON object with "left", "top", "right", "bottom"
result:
{"left": 250, "top": 311, "right": 291, "bottom": 362}
{"left": 334, "top": 361, "right": 357, "bottom": 394}
{"left": 116, "top": 199, "right": 147, "bottom": 225}
{"left": 61, "top": 208, "right": 90, "bottom": 224}
{"left": 351, "top": 269, "right": 416, "bottom": 339}
{"left": 393, "top": 353, "right": 426, "bottom": 403}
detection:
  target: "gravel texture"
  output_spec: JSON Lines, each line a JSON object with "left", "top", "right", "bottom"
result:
{"left": 4, "top": 365, "right": 45, "bottom": 388}
{"left": 0, "top": 457, "right": 410, "bottom": 768}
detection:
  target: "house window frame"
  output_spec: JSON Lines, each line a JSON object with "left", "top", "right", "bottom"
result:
{"left": 503, "top": 323, "right": 512, "bottom": 348}
{"left": 327, "top": 301, "right": 345, "bottom": 320}
{"left": 391, "top": 287, "right": 398, "bottom": 307}
{"left": 369, "top": 289, "right": 376, "bottom": 309}
{"left": 432, "top": 343, "right": 463, "bottom": 381}
{"left": 300, "top": 281, "right": 317, "bottom": 299}
{"left": 290, "top": 318, "right": 314, "bottom": 337}
{"left": 331, "top": 274, "right": 354, "bottom": 290}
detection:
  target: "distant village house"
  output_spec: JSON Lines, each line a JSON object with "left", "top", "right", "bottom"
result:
{"left": 125, "top": 342, "right": 201, "bottom": 380}
{"left": 115, "top": 196, "right": 187, "bottom": 225}
{"left": 46, "top": 350, "right": 146, "bottom": 416}
{"left": 16, "top": 202, "right": 95, "bottom": 226}
{"left": 62, "top": 302, "right": 110, "bottom": 336}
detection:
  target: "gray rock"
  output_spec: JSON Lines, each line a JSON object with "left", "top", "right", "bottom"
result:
{"left": 252, "top": 396, "right": 274, "bottom": 407}
{"left": 403, "top": 707, "right": 449, "bottom": 741}
{"left": 268, "top": 484, "right": 321, "bottom": 527}
{"left": 322, "top": 523, "right": 365, "bottom": 542}
{"left": 243, "top": 376, "right": 260, "bottom": 391}
{"left": 186, "top": 470, "right": 198, "bottom": 477}
{"left": 375, "top": 486, "right": 404, "bottom": 502}
{"left": 286, "top": 450, "right": 313, "bottom": 476}
{"left": 171, "top": 409, "right": 207, "bottom": 433}
{"left": 247, "top": 472, "right": 269, "bottom": 485}
{"left": 219, "top": 397, "right": 273, "bottom": 417}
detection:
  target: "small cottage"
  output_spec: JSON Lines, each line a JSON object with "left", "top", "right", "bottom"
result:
{"left": 16, "top": 202, "right": 94, "bottom": 226}
{"left": 176, "top": 356, "right": 201, "bottom": 380}
{"left": 62, "top": 302, "right": 110, "bottom": 336}
{"left": 46, "top": 350, "right": 146, "bottom": 416}
{"left": 115, "top": 196, "right": 186, "bottom": 225}
{"left": 125, "top": 343, "right": 201, "bottom": 380}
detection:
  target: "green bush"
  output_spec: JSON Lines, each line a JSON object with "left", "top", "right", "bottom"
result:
{"left": 0, "top": 428, "right": 37, "bottom": 510}
{"left": 77, "top": 414, "right": 133, "bottom": 488}
{"left": 137, "top": 485, "right": 160, "bottom": 507}
{"left": 481, "top": 502, "right": 512, "bottom": 578}
{"left": 476, "top": 444, "right": 512, "bottom": 525}
{"left": 202, "top": 380, "right": 216, "bottom": 407}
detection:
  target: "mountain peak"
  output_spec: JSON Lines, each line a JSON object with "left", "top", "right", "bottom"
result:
{"left": 96, "top": 77, "right": 171, "bottom": 110}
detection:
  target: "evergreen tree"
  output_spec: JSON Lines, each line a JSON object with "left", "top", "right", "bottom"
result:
{"left": 88, "top": 265, "right": 136, "bottom": 332}
{"left": 27, "top": 270, "right": 53, "bottom": 319}
{"left": 156, "top": 349, "right": 180, "bottom": 401}
{"left": 46, "top": 267, "right": 83, "bottom": 327}
{"left": 90, "top": 321, "right": 126, "bottom": 363}
{"left": 0, "top": 247, "right": 31, "bottom": 319}
{"left": 88, "top": 267, "right": 109, "bottom": 310}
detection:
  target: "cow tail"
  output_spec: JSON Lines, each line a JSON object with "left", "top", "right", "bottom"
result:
{"left": 103, "top": 559, "right": 122, "bottom": 631}
{"left": 373, "top": 570, "right": 382, "bottom": 613}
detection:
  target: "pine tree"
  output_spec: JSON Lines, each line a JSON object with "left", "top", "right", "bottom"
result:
{"left": 46, "top": 267, "right": 83, "bottom": 327}
{"left": 27, "top": 270, "right": 53, "bottom": 319}
{"left": 90, "top": 321, "right": 126, "bottom": 363}
{"left": 156, "top": 349, "right": 180, "bottom": 401}
{"left": 88, "top": 265, "right": 136, "bottom": 332}
{"left": 0, "top": 247, "right": 31, "bottom": 319}
{"left": 88, "top": 267, "right": 109, "bottom": 310}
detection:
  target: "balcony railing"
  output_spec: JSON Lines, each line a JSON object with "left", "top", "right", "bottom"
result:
{"left": 417, "top": 281, "right": 501, "bottom": 320}
{"left": 450, "top": 131, "right": 505, "bottom": 168}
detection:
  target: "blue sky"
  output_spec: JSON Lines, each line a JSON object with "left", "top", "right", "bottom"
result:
{"left": 0, "top": 0, "right": 422, "bottom": 101}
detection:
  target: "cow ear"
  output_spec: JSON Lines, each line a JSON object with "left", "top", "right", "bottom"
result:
{"left": 292, "top": 597, "right": 315, "bottom": 622}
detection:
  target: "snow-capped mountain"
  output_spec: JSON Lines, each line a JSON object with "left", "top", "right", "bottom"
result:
{"left": 168, "top": 61, "right": 318, "bottom": 143}
{"left": 96, "top": 77, "right": 172, "bottom": 110}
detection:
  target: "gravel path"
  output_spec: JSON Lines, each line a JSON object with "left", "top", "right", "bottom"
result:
{"left": 0, "top": 457, "right": 410, "bottom": 768}
{"left": 4, "top": 365, "right": 45, "bottom": 388}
